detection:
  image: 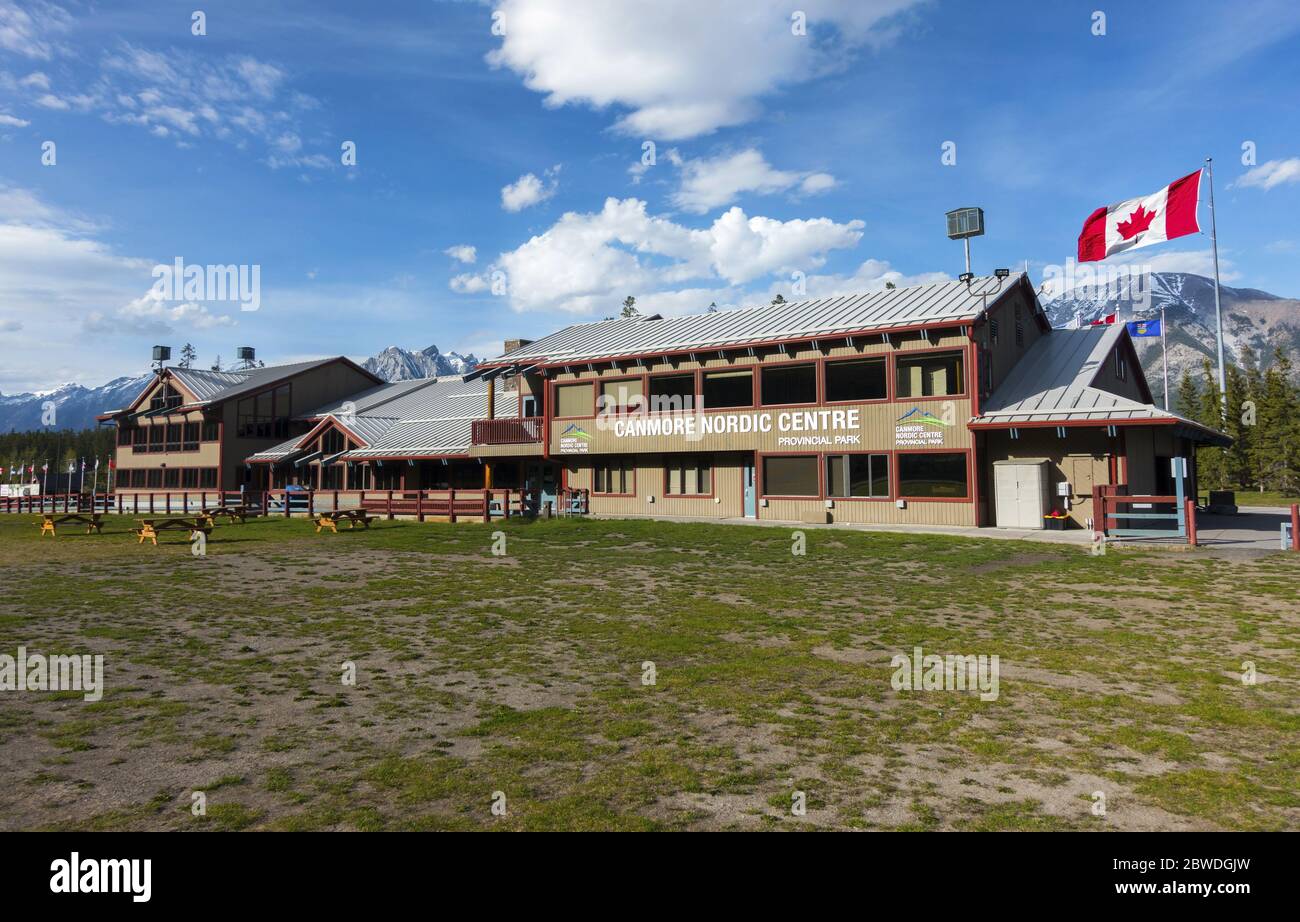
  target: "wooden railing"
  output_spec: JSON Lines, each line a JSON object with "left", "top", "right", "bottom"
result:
{"left": 471, "top": 417, "right": 543, "bottom": 445}
{"left": 4, "top": 488, "right": 592, "bottom": 522}
{"left": 1092, "top": 486, "right": 1197, "bottom": 545}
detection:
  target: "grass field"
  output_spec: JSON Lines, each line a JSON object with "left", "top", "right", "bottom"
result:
{"left": 0, "top": 513, "right": 1296, "bottom": 831}
{"left": 1199, "top": 490, "right": 1300, "bottom": 508}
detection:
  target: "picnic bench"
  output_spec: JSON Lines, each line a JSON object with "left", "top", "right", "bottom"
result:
{"left": 201, "top": 505, "right": 249, "bottom": 526}
{"left": 36, "top": 512, "right": 105, "bottom": 537}
{"left": 134, "top": 517, "right": 212, "bottom": 545}
{"left": 313, "top": 509, "right": 376, "bottom": 534}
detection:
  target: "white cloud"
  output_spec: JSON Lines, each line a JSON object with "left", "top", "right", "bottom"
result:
{"left": 487, "top": 0, "right": 923, "bottom": 139}
{"left": 1230, "top": 158, "right": 1300, "bottom": 191}
{"left": 444, "top": 244, "right": 477, "bottom": 264}
{"left": 4, "top": 36, "right": 326, "bottom": 167}
{"left": 0, "top": 113, "right": 29, "bottom": 127}
{"left": 483, "top": 196, "right": 863, "bottom": 314}
{"left": 671, "top": 148, "right": 838, "bottom": 213}
{"left": 0, "top": 184, "right": 242, "bottom": 390}
{"left": 501, "top": 167, "right": 559, "bottom": 212}
{"left": 0, "top": 1, "right": 71, "bottom": 60}
{"left": 450, "top": 273, "right": 489, "bottom": 294}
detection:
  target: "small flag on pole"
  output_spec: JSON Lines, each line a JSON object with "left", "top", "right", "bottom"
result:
{"left": 1126, "top": 318, "right": 1162, "bottom": 338}
{"left": 1090, "top": 313, "right": 1116, "bottom": 326}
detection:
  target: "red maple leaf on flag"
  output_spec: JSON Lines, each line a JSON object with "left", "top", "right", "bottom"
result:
{"left": 1117, "top": 204, "right": 1157, "bottom": 240}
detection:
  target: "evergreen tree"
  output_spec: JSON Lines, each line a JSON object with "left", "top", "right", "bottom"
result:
{"left": 620, "top": 296, "right": 639, "bottom": 318}
{"left": 1174, "top": 367, "right": 1200, "bottom": 420}
{"left": 179, "top": 343, "right": 197, "bottom": 369}
{"left": 1195, "top": 358, "right": 1226, "bottom": 490}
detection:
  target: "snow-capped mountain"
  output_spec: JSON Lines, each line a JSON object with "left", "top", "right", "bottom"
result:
{"left": 0, "top": 344, "right": 480, "bottom": 433}
{"left": 363, "top": 344, "right": 479, "bottom": 381}
{"left": 1043, "top": 272, "right": 1300, "bottom": 385}
{"left": 0, "top": 374, "right": 154, "bottom": 434}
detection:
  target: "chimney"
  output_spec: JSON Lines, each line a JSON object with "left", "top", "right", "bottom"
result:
{"left": 503, "top": 338, "right": 532, "bottom": 355}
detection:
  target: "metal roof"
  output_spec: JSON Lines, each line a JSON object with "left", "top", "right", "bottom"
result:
{"left": 482, "top": 274, "right": 1031, "bottom": 367}
{"left": 246, "top": 375, "right": 514, "bottom": 462}
{"left": 972, "top": 325, "right": 1230, "bottom": 444}
{"left": 150, "top": 358, "right": 378, "bottom": 410}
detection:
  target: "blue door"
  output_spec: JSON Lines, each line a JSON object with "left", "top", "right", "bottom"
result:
{"left": 743, "top": 460, "right": 757, "bottom": 518}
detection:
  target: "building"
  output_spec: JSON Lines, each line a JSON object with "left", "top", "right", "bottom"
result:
{"left": 100, "top": 273, "right": 1229, "bottom": 529}
{"left": 463, "top": 273, "right": 1228, "bottom": 528}
{"left": 244, "top": 374, "right": 521, "bottom": 491}
{"left": 99, "top": 358, "right": 381, "bottom": 493}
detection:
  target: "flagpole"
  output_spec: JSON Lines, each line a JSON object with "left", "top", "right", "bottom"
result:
{"left": 1205, "top": 158, "right": 1227, "bottom": 418}
{"left": 1161, "top": 300, "right": 1169, "bottom": 411}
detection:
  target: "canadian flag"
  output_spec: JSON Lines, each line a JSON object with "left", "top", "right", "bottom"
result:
{"left": 1078, "top": 169, "right": 1202, "bottom": 262}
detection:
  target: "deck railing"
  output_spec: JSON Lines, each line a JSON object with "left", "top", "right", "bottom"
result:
{"left": 2, "top": 487, "right": 591, "bottom": 521}
{"left": 470, "top": 417, "right": 543, "bottom": 445}
{"left": 1092, "top": 486, "right": 1197, "bottom": 545}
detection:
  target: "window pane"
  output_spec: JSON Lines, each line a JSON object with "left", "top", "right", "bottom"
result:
{"left": 761, "top": 364, "right": 816, "bottom": 406}
{"left": 826, "top": 455, "right": 846, "bottom": 497}
{"left": 648, "top": 374, "right": 695, "bottom": 412}
{"left": 825, "top": 358, "right": 886, "bottom": 402}
{"left": 702, "top": 370, "right": 753, "bottom": 408}
{"left": 699, "top": 463, "right": 711, "bottom": 494}
{"left": 556, "top": 383, "right": 593, "bottom": 417}
{"left": 599, "top": 378, "right": 643, "bottom": 411}
{"left": 763, "top": 456, "right": 818, "bottom": 496}
{"left": 898, "top": 453, "right": 967, "bottom": 498}
{"left": 668, "top": 464, "right": 682, "bottom": 495}
{"left": 870, "top": 454, "right": 890, "bottom": 497}
{"left": 896, "top": 352, "right": 965, "bottom": 398}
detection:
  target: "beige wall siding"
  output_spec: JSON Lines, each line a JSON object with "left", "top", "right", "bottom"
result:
{"left": 981, "top": 427, "right": 1117, "bottom": 527}
{"left": 1090, "top": 339, "right": 1148, "bottom": 403}
{"left": 974, "top": 287, "right": 1046, "bottom": 398}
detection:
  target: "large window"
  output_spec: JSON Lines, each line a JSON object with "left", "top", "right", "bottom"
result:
{"left": 202, "top": 420, "right": 220, "bottom": 442}
{"left": 162, "top": 468, "right": 180, "bottom": 488}
{"left": 897, "top": 452, "right": 968, "bottom": 498}
{"left": 199, "top": 468, "right": 218, "bottom": 489}
{"left": 236, "top": 384, "right": 291, "bottom": 439}
{"left": 164, "top": 423, "right": 182, "bottom": 452}
{"left": 183, "top": 422, "right": 200, "bottom": 451}
{"left": 825, "top": 357, "right": 887, "bottom": 402}
{"left": 762, "top": 455, "right": 819, "bottom": 497}
{"left": 321, "top": 429, "right": 346, "bottom": 456}
{"left": 147, "top": 426, "right": 164, "bottom": 453}
{"left": 598, "top": 378, "right": 644, "bottom": 413}
{"left": 320, "top": 465, "right": 342, "bottom": 490}
{"left": 117, "top": 426, "right": 136, "bottom": 447}
{"left": 555, "top": 382, "right": 594, "bottom": 418}
{"left": 665, "top": 455, "right": 712, "bottom": 495}
{"left": 895, "top": 351, "right": 965, "bottom": 398}
{"left": 181, "top": 469, "right": 199, "bottom": 488}
{"left": 149, "top": 383, "right": 182, "bottom": 412}
{"left": 593, "top": 458, "right": 634, "bottom": 495}
{"left": 761, "top": 364, "right": 816, "bottom": 406}
{"left": 702, "top": 369, "right": 753, "bottom": 408}
{"left": 826, "top": 453, "right": 889, "bottom": 498}
{"left": 648, "top": 374, "right": 695, "bottom": 413}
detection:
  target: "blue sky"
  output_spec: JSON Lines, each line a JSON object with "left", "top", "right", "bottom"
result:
{"left": 2, "top": 0, "right": 1298, "bottom": 392}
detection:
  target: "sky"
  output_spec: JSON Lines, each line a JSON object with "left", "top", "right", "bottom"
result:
{"left": 2, "top": 0, "right": 1299, "bottom": 393}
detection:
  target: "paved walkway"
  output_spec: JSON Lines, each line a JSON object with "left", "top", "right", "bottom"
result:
{"left": 592, "top": 506, "right": 1299, "bottom": 553}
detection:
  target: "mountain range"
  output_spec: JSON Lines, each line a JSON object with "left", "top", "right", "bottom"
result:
{"left": 0, "top": 344, "right": 480, "bottom": 433}
{"left": 1043, "top": 272, "right": 1300, "bottom": 391}
{"left": 4, "top": 275, "right": 1294, "bottom": 433}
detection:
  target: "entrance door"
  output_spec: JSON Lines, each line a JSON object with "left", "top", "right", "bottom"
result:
{"left": 525, "top": 461, "right": 559, "bottom": 513}
{"left": 742, "top": 460, "right": 757, "bottom": 518}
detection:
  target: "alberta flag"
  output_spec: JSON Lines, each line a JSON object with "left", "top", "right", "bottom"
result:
{"left": 1127, "top": 318, "right": 1162, "bottom": 338}
{"left": 1078, "top": 170, "right": 1202, "bottom": 262}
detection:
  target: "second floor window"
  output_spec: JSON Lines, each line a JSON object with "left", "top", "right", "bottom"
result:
{"left": 895, "top": 351, "right": 965, "bottom": 399}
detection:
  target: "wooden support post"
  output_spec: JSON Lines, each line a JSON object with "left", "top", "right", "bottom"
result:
{"left": 333, "top": 490, "right": 339, "bottom": 512}
{"left": 1185, "top": 499, "right": 1198, "bottom": 547}
{"left": 387, "top": 490, "right": 394, "bottom": 521}
{"left": 448, "top": 488, "right": 456, "bottom": 524}
{"left": 1291, "top": 504, "right": 1299, "bottom": 551}
{"left": 482, "top": 489, "right": 490, "bottom": 524}
{"left": 484, "top": 462, "right": 493, "bottom": 491}
{"left": 416, "top": 491, "right": 424, "bottom": 523}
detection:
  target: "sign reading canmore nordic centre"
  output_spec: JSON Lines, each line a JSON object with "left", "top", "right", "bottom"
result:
{"left": 596, "top": 409, "right": 865, "bottom": 449}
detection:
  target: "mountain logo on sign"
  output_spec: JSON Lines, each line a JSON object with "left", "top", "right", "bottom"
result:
{"left": 561, "top": 423, "right": 591, "bottom": 440}
{"left": 896, "top": 408, "right": 949, "bottom": 427}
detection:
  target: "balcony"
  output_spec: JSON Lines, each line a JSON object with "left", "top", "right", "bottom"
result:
{"left": 471, "top": 417, "right": 543, "bottom": 446}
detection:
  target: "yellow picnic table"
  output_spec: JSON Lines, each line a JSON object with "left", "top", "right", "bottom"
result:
{"left": 134, "top": 517, "right": 212, "bottom": 545}
{"left": 313, "top": 509, "right": 377, "bottom": 534}
{"left": 36, "top": 512, "right": 105, "bottom": 537}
